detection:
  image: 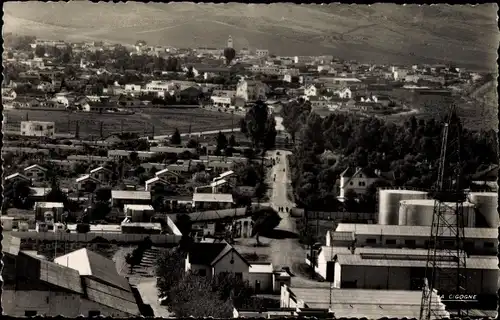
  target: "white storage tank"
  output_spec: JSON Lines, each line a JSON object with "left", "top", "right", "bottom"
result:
{"left": 468, "top": 192, "right": 498, "bottom": 228}
{"left": 378, "top": 189, "right": 428, "bottom": 225}
{"left": 1, "top": 216, "right": 14, "bottom": 231}
{"left": 399, "top": 199, "right": 475, "bottom": 227}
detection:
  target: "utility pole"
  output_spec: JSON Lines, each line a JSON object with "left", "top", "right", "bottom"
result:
{"left": 100, "top": 121, "right": 103, "bottom": 139}
{"left": 420, "top": 106, "right": 468, "bottom": 320}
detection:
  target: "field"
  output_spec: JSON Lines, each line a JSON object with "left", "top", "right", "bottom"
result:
{"left": 383, "top": 89, "right": 498, "bottom": 131}
{"left": 4, "top": 108, "right": 242, "bottom": 138}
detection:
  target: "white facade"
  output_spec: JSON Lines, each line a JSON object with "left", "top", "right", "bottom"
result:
{"left": 304, "top": 85, "right": 317, "bottom": 97}
{"left": 24, "top": 165, "right": 48, "bottom": 183}
{"left": 339, "top": 169, "right": 379, "bottom": 199}
{"left": 20, "top": 121, "right": 55, "bottom": 137}
{"left": 236, "top": 80, "right": 268, "bottom": 101}
{"left": 335, "top": 87, "right": 352, "bottom": 99}
{"left": 256, "top": 49, "right": 269, "bottom": 57}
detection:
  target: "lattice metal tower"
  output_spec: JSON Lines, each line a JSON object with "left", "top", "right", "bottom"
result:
{"left": 419, "top": 107, "right": 468, "bottom": 320}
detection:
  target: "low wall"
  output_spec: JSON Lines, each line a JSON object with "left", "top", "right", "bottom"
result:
{"left": 10, "top": 231, "right": 181, "bottom": 244}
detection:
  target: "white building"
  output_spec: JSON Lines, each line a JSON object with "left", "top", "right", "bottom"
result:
{"left": 185, "top": 241, "right": 250, "bottom": 281}
{"left": 255, "top": 49, "right": 269, "bottom": 57}
{"left": 334, "top": 87, "right": 352, "bottom": 99}
{"left": 20, "top": 121, "right": 55, "bottom": 137}
{"left": 339, "top": 167, "right": 381, "bottom": 200}
{"left": 304, "top": 84, "right": 318, "bottom": 97}
{"left": 236, "top": 80, "right": 268, "bottom": 102}
{"left": 23, "top": 164, "right": 48, "bottom": 183}
{"left": 311, "top": 245, "right": 498, "bottom": 295}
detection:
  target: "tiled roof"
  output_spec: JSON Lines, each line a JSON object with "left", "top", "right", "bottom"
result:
{"left": 111, "top": 190, "right": 151, "bottom": 200}
{"left": 188, "top": 242, "right": 228, "bottom": 265}
{"left": 83, "top": 277, "right": 140, "bottom": 316}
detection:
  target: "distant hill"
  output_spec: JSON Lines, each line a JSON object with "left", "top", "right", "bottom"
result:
{"left": 3, "top": 2, "right": 499, "bottom": 71}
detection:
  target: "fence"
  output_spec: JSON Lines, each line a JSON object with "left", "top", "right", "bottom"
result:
{"left": 290, "top": 208, "right": 376, "bottom": 222}
{"left": 10, "top": 231, "right": 181, "bottom": 245}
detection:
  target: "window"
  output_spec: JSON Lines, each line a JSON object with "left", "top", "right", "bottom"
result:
{"left": 26, "top": 173, "right": 33, "bottom": 177}
{"left": 405, "top": 240, "right": 417, "bottom": 247}
{"left": 366, "top": 238, "right": 377, "bottom": 244}
{"left": 443, "top": 240, "right": 455, "bottom": 247}
{"left": 25, "top": 311, "right": 37, "bottom": 317}
{"left": 88, "top": 311, "right": 101, "bottom": 317}
{"left": 349, "top": 181, "right": 354, "bottom": 185}
{"left": 198, "top": 269, "right": 207, "bottom": 277}
{"left": 385, "top": 239, "right": 397, "bottom": 245}
{"left": 484, "top": 242, "right": 494, "bottom": 248}
{"left": 235, "top": 272, "right": 243, "bottom": 280}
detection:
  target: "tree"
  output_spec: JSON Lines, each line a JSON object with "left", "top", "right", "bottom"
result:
{"left": 229, "top": 134, "right": 237, "bottom": 147}
{"left": 35, "top": 46, "right": 46, "bottom": 58}
{"left": 251, "top": 207, "right": 281, "bottom": 245}
{"left": 223, "top": 47, "right": 236, "bottom": 65}
{"left": 171, "top": 128, "right": 181, "bottom": 145}
{"left": 186, "top": 139, "right": 199, "bottom": 149}
{"left": 95, "top": 187, "right": 112, "bottom": 202}
{"left": 186, "top": 66, "right": 195, "bottom": 78}
{"left": 216, "top": 131, "right": 228, "bottom": 152}
{"left": 175, "top": 213, "right": 192, "bottom": 236}
{"left": 46, "top": 178, "right": 68, "bottom": 205}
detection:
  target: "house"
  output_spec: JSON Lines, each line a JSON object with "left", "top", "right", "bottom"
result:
{"left": 339, "top": 167, "right": 383, "bottom": 200}
{"left": 13, "top": 97, "right": 42, "bottom": 109}
{"left": 236, "top": 80, "right": 268, "bottom": 102}
{"left": 89, "top": 166, "right": 113, "bottom": 183}
{"left": 303, "top": 84, "right": 318, "bottom": 98}
{"left": 334, "top": 87, "right": 352, "bottom": 99}
{"left": 123, "top": 204, "right": 155, "bottom": 222}
{"left": 2, "top": 88, "right": 17, "bottom": 101}
{"left": 310, "top": 245, "right": 498, "bottom": 295}
{"left": 248, "top": 262, "right": 275, "bottom": 293}
{"left": 5, "top": 173, "right": 31, "bottom": 184}
{"left": 34, "top": 202, "right": 65, "bottom": 221}
{"left": 192, "top": 193, "right": 234, "bottom": 210}
{"left": 185, "top": 241, "right": 251, "bottom": 281}
{"left": 76, "top": 175, "right": 101, "bottom": 192}
{"left": 210, "top": 179, "right": 231, "bottom": 193}
{"left": 155, "top": 168, "right": 181, "bottom": 183}
{"left": 210, "top": 90, "right": 236, "bottom": 108}
{"left": 111, "top": 190, "right": 151, "bottom": 208}
{"left": 20, "top": 121, "right": 55, "bottom": 137}
{"left": 280, "top": 285, "right": 449, "bottom": 320}
{"left": 23, "top": 164, "right": 48, "bottom": 183}
{"left": 144, "top": 176, "right": 169, "bottom": 192}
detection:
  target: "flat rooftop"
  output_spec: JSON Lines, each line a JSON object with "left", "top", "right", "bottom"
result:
{"left": 335, "top": 223, "right": 497, "bottom": 239}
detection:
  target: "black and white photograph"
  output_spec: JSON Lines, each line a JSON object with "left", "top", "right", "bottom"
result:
{"left": 1, "top": 2, "right": 499, "bottom": 319}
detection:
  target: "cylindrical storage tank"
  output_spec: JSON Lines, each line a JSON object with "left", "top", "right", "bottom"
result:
{"left": 378, "top": 189, "right": 428, "bottom": 225}
{"left": 442, "top": 202, "right": 476, "bottom": 228}
{"left": 1, "top": 216, "right": 14, "bottom": 231}
{"left": 399, "top": 200, "right": 476, "bottom": 227}
{"left": 398, "top": 199, "right": 435, "bottom": 226}
{"left": 469, "top": 192, "right": 499, "bottom": 228}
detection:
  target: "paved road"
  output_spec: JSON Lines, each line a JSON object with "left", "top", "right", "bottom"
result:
{"left": 259, "top": 150, "right": 324, "bottom": 288}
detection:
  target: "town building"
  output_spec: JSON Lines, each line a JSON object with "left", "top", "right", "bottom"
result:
{"left": 185, "top": 241, "right": 251, "bottom": 281}
{"left": 20, "top": 121, "right": 55, "bottom": 137}
{"left": 2, "top": 243, "right": 141, "bottom": 317}
{"left": 236, "top": 79, "right": 268, "bottom": 101}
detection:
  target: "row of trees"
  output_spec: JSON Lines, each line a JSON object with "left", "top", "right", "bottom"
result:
{"left": 282, "top": 99, "right": 498, "bottom": 212}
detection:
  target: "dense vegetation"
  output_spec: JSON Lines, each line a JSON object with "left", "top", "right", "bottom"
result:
{"left": 282, "top": 100, "right": 498, "bottom": 212}
{"left": 156, "top": 248, "right": 273, "bottom": 318}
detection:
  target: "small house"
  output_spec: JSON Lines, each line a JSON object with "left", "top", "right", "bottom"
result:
{"left": 23, "top": 164, "right": 48, "bottom": 183}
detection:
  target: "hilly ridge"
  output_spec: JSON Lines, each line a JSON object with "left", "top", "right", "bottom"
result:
{"left": 3, "top": 2, "right": 499, "bottom": 71}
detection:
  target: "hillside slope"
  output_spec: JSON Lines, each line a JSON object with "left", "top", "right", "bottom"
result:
{"left": 3, "top": 3, "right": 499, "bottom": 70}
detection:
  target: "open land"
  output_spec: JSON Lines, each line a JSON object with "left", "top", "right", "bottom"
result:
{"left": 4, "top": 3, "right": 499, "bottom": 71}
{"left": 4, "top": 108, "right": 243, "bottom": 138}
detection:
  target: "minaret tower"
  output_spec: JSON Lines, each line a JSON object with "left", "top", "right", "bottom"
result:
{"left": 227, "top": 35, "right": 233, "bottom": 49}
